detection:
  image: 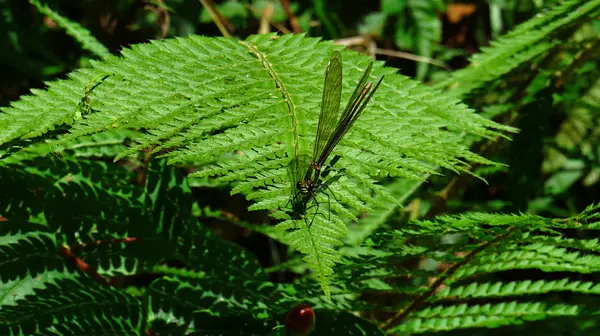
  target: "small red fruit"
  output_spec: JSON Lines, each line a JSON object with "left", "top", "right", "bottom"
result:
{"left": 285, "top": 303, "right": 315, "bottom": 335}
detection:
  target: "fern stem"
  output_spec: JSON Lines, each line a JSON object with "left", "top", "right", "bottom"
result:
{"left": 381, "top": 227, "right": 517, "bottom": 331}
{"left": 239, "top": 40, "right": 301, "bottom": 163}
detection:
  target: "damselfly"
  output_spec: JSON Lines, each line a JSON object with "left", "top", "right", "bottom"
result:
{"left": 288, "top": 50, "right": 384, "bottom": 226}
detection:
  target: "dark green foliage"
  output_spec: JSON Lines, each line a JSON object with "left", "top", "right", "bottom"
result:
{"left": 505, "top": 88, "right": 553, "bottom": 211}
{"left": 310, "top": 311, "right": 384, "bottom": 336}
{"left": 0, "top": 221, "right": 67, "bottom": 283}
{"left": 0, "top": 278, "right": 141, "bottom": 335}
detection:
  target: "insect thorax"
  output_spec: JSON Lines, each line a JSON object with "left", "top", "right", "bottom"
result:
{"left": 296, "top": 180, "right": 315, "bottom": 194}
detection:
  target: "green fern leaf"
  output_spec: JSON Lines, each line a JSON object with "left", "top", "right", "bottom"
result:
{"left": 456, "top": 243, "right": 600, "bottom": 279}
{"left": 0, "top": 33, "right": 515, "bottom": 299}
{"left": 395, "top": 301, "right": 580, "bottom": 333}
{"left": 338, "top": 205, "right": 600, "bottom": 331}
{"left": 438, "top": 279, "right": 600, "bottom": 299}
{"left": 176, "top": 224, "right": 268, "bottom": 283}
{"left": 0, "top": 278, "right": 141, "bottom": 335}
{"left": 146, "top": 276, "right": 279, "bottom": 328}
{"left": 0, "top": 221, "right": 70, "bottom": 283}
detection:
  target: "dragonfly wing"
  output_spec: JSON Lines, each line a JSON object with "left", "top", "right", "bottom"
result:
{"left": 313, "top": 50, "right": 343, "bottom": 163}
{"left": 341, "top": 61, "right": 373, "bottom": 121}
{"left": 316, "top": 60, "right": 384, "bottom": 165}
{"left": 340, "top": 74, "right": 384, "bottom": 133}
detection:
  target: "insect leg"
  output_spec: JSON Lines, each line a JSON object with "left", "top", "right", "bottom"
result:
{"left": 307, "top": 195, "right": 320, "bottom": 228}
{"left": 320, "top": 155, "right": 342, "bottom": 179}
{"left": 324, "top": 189, "right": 331, "bottom": 221}
{"left": 321, "top": 181, "right": 341, "bottom": 205}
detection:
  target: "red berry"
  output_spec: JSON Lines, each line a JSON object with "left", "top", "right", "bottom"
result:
{"left": 285, "top": 304, "right": 315, "bottom": 335}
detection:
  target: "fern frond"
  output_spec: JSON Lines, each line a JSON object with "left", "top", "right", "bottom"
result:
{"left": 0, "top": 129, "right": 136, "bottom": 164}
{"left": 341, "top": 205, "right": 600, "bottom": 332}
{"left": 0, "top": 221, "right": 69, "bottom": 283}
{"left": 0, "top": 34, "right": 510, "bottom": 210}
{"left": 437, "top": 0, "right": 600, "bottom": 97}
{"left": 438, "top": 279, "right": 600, "bottom": 300}
{"left": 0, "top": 278, "right": 141, "bottom": 335}
{"left": 28, "top": 0, "right": 110, "bottom": 59}
{"left": 394, "top": 301, "right": 580, "bottom": 333}
{"left": 145, "top": 274, "right": 381, "bottom": 334}
{"left": 0, "top": 270, "right": 74, "bottom": 308}
{"left": 276, "top": 215, "right": 348, "bottom": 299}
{"left": 455, "top": 243, "right": 600, "bottom": 280}
{"left": 176, "top": 224, "right": 268, "bottom": 283}
{"left": 524, "top": 233, "right": 600, "bottom": 253}
{"left": 146, "top": 276, "right": 279, "bottom": 325}
{"left": 0, "top": 33, "right": 517, "bottom": 299}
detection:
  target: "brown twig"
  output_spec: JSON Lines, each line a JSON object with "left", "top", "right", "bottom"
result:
{"left": 259, "top": 1, "right": 274, "bottom": 34}
{"left": 271, "top": 21, "right": 292, "bottom": 34}
{"left": 199, "top": 0, "right": 231, "bottom": 37}
{"left": 244, "top": 3, "right": 291, "bottom": 34}
{"left": 136, "top": 145, "right": 155, "bottom": 186}
{"left": 280, "top": 0, "right": 301, "bottom": 33}
{"left": 59, "top": 245, "right": 109, "bottom": 285}
{"left": 333, "top": 36, "right": 451, "bottom": 70}
{"left": 381, "top": 227, "right": 517, "bottom": 331}
{"left": 375, "top": 48, "right": 451, "bottom": 70}
{"left": 75, "top": 237, "right": 138, "bottom": 249}
{"left": 333, "top": 36, "right": 377, "bottom": 58}
{"left": 333, "top": 35, "right": 369, "bottom": 47}
{"left": 144, "top": 0, "right": 170, "bottom": 38}
{"left": 219, "top": 210, "right": 240, "bottom": 223}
